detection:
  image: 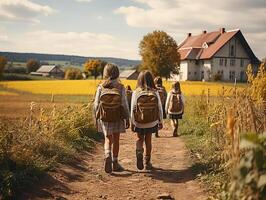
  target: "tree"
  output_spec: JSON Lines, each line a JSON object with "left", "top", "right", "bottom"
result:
{"left": 84, "top": 59, "right": 107, "bottom": 79}
{"left": 0, "top": 56, "right": 7, "bottom": 79}
{"left": 139, "top": 30, "right": 180, "bottom": 79}
{"left": 26, "top": 59, "right": 40, "bottom": 73}
{"left": 64, "top": 68, "right": 82, "bottom": 80}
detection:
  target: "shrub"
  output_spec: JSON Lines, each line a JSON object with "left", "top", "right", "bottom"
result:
{"left": 64, "top": 68, "right": 83, "bottom": 80}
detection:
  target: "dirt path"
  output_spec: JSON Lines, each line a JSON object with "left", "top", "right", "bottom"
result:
{"left": 21, "top": 129, "right": 207, "bottom": 200}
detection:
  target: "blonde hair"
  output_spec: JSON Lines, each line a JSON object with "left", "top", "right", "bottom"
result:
{"left": 102, "top": 63, "right": 120, "bottom": 88}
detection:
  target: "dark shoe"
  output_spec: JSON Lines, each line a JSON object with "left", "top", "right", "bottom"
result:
{"left": 136, "top": 150, "right": 144, "bottom": 170}
{"left": 113, "top": 161, "right": 124, "bottom": 172}
{"left": 155, "top": 132, "right": 159, "bottom": 138}
{"left": 104, "top": 154, "right": 112, "bottom": 173}
{"left": 173, "top": 128, "right": 178, "bottom": 137}
{"left": 145, "top": 162, "right": 153, "bottom": 170}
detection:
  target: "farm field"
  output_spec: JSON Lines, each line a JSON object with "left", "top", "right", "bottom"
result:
{"left": 0, "top": 80, "right": 246, "bottom": 96}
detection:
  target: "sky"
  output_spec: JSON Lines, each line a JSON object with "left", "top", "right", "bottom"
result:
{"left": 0, "top": 0, "right": 265, "bottom": 60}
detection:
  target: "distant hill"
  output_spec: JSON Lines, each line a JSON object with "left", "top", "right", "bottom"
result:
{"left": 0, "top": 51, "right": 140, "bottom": 68}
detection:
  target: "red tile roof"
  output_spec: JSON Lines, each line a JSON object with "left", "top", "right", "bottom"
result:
{"left": 178, "top": 29, "right": 239, "bottom": 60}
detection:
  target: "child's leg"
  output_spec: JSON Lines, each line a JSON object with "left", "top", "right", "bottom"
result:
{"left": 171, "top": 119, "right": 176, "bottom": 134}
{"left": 112, "top": 133, "right": 120, "bottom": 161}
{"left": 104, "top": 135, "right": 113, "bottom": 173}
{"left": 136, "top": 133, "right": 144, "bottom": 170}
{"left": 144, "top": 133, "right": 153, "bottom": 170}
{"left": 136, "top": 133, "right": 144, "bottom": 151}
{"left": 175, "top": 119, "right": 179, "bottom": 135}
{"left": 144, "top": 133, "right": 152, "bottom": 157}
{"left": 104, "top": 135, "right": 113, "bottom": 157}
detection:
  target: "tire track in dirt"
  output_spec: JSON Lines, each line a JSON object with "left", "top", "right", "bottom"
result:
{"left": 21, "top": 129, "right": 207, "bottom": 200}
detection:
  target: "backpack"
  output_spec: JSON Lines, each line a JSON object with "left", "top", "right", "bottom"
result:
{"left": 96, "top": 85, "right": 125, "bottom": 122}
{"left": 157, "top": 86, "right": 167, "bottom": 105}
{"left": 133, "top": 89, "right": 159, "bottom": 123}
{"left": 168, "top": 92, "right": 183, "bottom": 114}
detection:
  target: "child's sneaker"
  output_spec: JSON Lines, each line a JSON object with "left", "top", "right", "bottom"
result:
{"left": 145, "top": 162, "right": 153, "bottom": 170}
{"left": 113, "top": 161, "right": 124, "bottom": 172}
{"left": 136, "top": 149, "right": 144, "bottom": 170}
{"left": 104, "top": 153, "right": 112, "bottom": 173}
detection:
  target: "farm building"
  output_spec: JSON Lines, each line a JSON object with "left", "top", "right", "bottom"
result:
{"left": 172, "top": 28, "right": 259, "bottom": 82}
{"left": 120, "top": 69, "right": 139, "bottom": 80}
{"left": 31, "top": 65, "right": 64, "bottom": 78}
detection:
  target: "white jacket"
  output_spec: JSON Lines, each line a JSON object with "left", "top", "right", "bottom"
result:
{"left": 165, "top": 90, "right": 185, "bottom": 115}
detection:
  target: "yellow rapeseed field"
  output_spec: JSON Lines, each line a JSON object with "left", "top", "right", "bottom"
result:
{"left": 0, "top": 90, "right": 18, "bottom": 96}
{"left": 0, "top": 80, "right": 245, "bottom": 96}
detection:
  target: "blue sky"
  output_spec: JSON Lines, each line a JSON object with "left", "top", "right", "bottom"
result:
{"left": 0, "top": 0, "right": 265, "bottom": 60}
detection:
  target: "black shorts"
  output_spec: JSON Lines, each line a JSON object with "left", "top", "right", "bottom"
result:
{"left": 133, "top": 125, "right": 158, "bottom": 135}
{"left": 168, "top": 113, "right": 183, "bottom": 119}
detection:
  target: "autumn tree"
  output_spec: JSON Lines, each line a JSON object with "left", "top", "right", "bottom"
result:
{"left": 26, "top": 59, "right": 40, "bottom": 73}
{"left": 139, "top": 30, "right": 180, "bottom": 79}
{"left": 0, "top": 56, "right": 7, "bottom": 79}
{"left": 84, "top": 59, "right": 107, "bottom": 79}
{"left": 64, "top": 68, "right": 82, "bottom": 80}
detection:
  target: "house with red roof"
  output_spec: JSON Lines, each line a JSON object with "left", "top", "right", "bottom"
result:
{"left": 173, "top": 28, "right": 259, "bottom": 82}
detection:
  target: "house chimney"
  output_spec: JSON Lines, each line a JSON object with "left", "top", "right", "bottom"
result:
{"left": 220, "top": 28, "right": 225, "bottom": 34}
{"left": 187, "top": 33, "right": 192, "bottom": 37}
{"left": 202, "top": 30, "right": 207, "bottom": 34}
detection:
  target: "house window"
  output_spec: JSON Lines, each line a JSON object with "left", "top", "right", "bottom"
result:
{"left": 225, "top": 58, "right": 227, "bottom": 67}
{"left": 219, "top": 58, "right": 223, "bottom": 66}
{"left": 230, "top": 59, "right": 235, "bottom": 66}
{"left": 240, "top": 59, "right": 244, "bottom": 67}
{"left": 194, "top": 72, "right": 197, "bottom": 76}
{"left": 229, "top": 71, "right": 235, "bottom": 81}
{"left": 230, "top": 45, "right": 235, "bottom": 57}
{"left": 188, "top": 71, "right": 191, "bottom": 75}
{"left": 195, "top": 60, "right": 199, "bottom": 65}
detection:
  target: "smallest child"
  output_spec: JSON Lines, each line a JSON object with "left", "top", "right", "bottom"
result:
{"left": 165, "top": 81, "right": 185, "bottom": 137}
{"left": 125, "top": 85, "right": 133, "bottom": 110}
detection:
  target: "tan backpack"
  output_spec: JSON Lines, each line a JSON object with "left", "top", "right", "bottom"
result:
{"left": 134, "top": 89, "right": 159, "bottom": 123}
{"left": 96, "top": 85, "right": 125, "bottom": 122}
{"left": 169, "top": 92, "right": 183, "bottom": 114}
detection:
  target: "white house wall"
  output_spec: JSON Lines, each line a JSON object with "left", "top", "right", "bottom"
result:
{"left": 213, "top": 35, "right": 251, "bottom": 82}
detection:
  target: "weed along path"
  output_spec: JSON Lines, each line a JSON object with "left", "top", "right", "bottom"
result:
{"left": 21, "top": 129, "right": 207, "bottom": 200}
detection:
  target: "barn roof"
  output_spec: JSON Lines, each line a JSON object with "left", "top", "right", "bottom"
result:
{"left": 37, "top": 65, "right": 57, "bottom": 73}
{"left": 120, "top": 69, "right": 137, "bottom": 78}
{"left": 178, "top": 29, "right": 259, "bottom": 63}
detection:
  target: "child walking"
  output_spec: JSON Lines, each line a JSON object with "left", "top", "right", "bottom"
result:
{"left": 125, "top": 85, "right": 133, "bottom": 110}
{"left": 154, "top": 76, "right": 167, "bottom": 137}
{"left": 131, "top": 70, "right": 163, "bottom": 170}
{"left": 165, "top": 81, "right": 185, "bottom": 137}
{"left": 94, "top": 64, "right": 130, "bottom": 173}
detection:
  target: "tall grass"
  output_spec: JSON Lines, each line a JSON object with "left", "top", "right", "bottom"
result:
{"left": 0, "top": 100, "right": 99, "bottom": 199}
{"left": 181, "top": 63, "right": 266, "bottom": 199}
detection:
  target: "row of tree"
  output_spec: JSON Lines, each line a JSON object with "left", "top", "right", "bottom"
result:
{"left": 2, "top": 30, "right": 182, "bottom": 80}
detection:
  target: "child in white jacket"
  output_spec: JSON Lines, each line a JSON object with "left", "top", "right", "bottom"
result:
{"left": 165, "top": 81, "right": 185, "bottom": 137}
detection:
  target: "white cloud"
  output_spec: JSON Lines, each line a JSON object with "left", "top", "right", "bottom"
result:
{"left": 0, "top": 30, "right": 138, "bottom": 59}
{"left": 115, "top": 0, "right": 266, "bottom": 59}
{"left": 75, "top": 0, "right": 92, "bottom": 2}
{"left": 0, "top": 0, "right": 55, "bottom": 23}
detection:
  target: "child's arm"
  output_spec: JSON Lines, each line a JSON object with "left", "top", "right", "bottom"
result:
{"left": 156, "top": 91, "right": 163, "bottom": 123}
{"left": 93, "top": 86, "right": 101, "bottom": 113}
{"left": 130, "top": 91, "right": 136, "bottom": 126}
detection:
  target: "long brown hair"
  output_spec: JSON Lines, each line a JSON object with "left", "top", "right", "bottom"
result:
{"left": 102, "top": 63, "right": 120, "bottom": 88}
{"left": 154, "top": 76, "right": 163, "bottom": 87}
{"left": 172, "top": 81, "right": 181, "bottom": 94}
{"left": 136, "top": 70, "right": 156, "bottom": 90}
